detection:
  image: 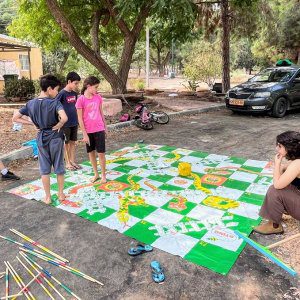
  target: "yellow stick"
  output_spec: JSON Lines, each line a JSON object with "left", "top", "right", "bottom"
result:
{"left": 16, "top": 257, "right": 55, "bottom": 300}
{"left": 267, "top": 232, "right": 300, "bottom": 249}
{"left": 10, "top": 229, "right": 69, "bottom": 263}
{"left": 4, "top": 262, "right": 32, "bottom": 300}
{"left": 19, "top": 252, "right": 66, "bottom": 300}
{"left": 0, "top": 273, "right": 40, "bottom": 300}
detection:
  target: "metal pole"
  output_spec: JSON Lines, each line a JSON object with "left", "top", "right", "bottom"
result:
{"left": 146, "top": 25, "right": 150, "bottom": 88}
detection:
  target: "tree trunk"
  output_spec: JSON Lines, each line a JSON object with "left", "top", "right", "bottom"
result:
{"left": 58, "top": 51, "right": 70, "bottom": 74}
{"left": 297, "top": 49, "right": 300, "bottom": 66}
{"left": 221, "top": 0, "right": 230, "bottom": 93}
{"left": 45, "top": 0, "right": 152, "bottom": 94}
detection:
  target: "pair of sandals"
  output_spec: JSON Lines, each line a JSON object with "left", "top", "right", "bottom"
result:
{"left": 66, "top": 163, "right": 82, "bottom": 171}
{"left": 128, "top": 244, "right": 165, "bottom": 283}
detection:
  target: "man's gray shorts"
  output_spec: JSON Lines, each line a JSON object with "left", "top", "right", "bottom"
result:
{"left": 38, "top": 138, "right": 65, "bottom": 175}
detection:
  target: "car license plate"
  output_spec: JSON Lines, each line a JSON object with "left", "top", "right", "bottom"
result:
{"left": 229, "top": 98, "right": 244, "bottom": 106}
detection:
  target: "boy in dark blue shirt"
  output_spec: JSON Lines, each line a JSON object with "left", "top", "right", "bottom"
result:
{"left": 56, "top": 72, "right": 81, "bottom": 171}
{"left": 13, "top": 74, "right": 68, "bottom": 204}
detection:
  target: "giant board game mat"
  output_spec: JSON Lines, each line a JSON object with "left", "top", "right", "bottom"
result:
{"left": 8, "top": 144, "right": 273, "bottom": 275}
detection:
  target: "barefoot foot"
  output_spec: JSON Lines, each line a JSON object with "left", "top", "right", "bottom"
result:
{"left": 58, "top": 193, "right": 66, "bottom": 201}
{"left": 43, "top": 197, "right": 52, "bottom": 205}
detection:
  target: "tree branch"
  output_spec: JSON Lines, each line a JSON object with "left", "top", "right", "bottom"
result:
{"left": 90, "top": 9, "right": 101, "bottom": 55}
{"left": 45, "top": 0, "right": 119, "bottom": 83}
{"left": 103, "top": 0, "right": 131, "bottom": 36}
{"left": 131, "top": 1, "right": 154, "bottom": 36}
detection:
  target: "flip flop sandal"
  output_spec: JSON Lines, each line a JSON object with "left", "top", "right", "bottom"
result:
{"left": 150, "top": 260, "right": 165, "bottom": 283}
{"left": 71, "top": 163, "right": 82, "bottom": 170}
{"left": 128, "top": 244, "right": 153, "bottom": 256}
{"left": 66, "top": 165, "right": 76, "bottom": 171}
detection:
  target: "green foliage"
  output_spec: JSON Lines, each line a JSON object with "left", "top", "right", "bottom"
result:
{"left": 232, "top": 39, "right": 256, "bottom": 73}
{"left": 183, "top": 41, "right": 222, "bottom": 89}
{"left": 4, "top": 77, "right": 35, "bottom": 101}
{"left": 0, "top": 0, "right": 17, "bottom": 34}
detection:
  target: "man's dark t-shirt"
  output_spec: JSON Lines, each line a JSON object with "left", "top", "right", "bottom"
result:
{"left": 19, "top": 98, "right": 64, "bottom": 146}
{"left": 56, "top": 89, "right": 78, "bottom": 127}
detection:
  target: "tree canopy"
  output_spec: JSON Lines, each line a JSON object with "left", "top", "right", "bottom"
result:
{"left": 9, "top": 0, "right": 197, "bottom": 93}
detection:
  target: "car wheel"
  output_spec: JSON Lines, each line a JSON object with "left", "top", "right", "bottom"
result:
{"left": 272, "top": 97, "right": 288, "bottom": 118}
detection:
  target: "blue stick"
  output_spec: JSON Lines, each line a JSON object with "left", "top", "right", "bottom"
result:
{"left": 234, "top": 230, "right": 297, "bottom": 277}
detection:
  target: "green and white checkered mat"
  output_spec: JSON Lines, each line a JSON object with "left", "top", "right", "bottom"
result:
{"left": 8, "top": 144, "right": 273, "bottom": 275}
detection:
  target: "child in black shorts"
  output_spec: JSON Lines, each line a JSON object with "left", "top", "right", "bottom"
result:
{"left": 56, "top": 72, "right": 81, "bottom": 171}
{"left": 76, "top": 76, "right": 107, "bottom": 183}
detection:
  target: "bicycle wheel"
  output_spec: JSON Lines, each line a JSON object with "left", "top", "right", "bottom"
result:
{"left": 150, "top": 111, "right": 169, "bottom": 124}
{"left": 135, "top": 119, "right": 154, "bottom": 130}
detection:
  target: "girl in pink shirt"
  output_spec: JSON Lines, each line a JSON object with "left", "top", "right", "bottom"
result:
{"left": 76, "top": 76, "right": 107, "bottom": 183}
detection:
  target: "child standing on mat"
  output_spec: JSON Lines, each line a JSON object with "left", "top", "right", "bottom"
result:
{"left": 76, "top": 76, "right": 107, "bottom": 183}
{"left": 13, "top": 74, "right": 68, "bottom": 204}
{"left": 56, "top": 71, "right": 81, "bottom": 171}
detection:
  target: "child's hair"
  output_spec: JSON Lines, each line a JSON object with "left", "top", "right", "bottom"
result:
{"left": 81, "top": 76, "right": 100, "bottom": 94}
{"left": 40, "top": 74, "right": 61, "bottom": 92}
{"left": 276, "top": 131, "right": 300, "bottom": 160}
{"left": 66, "top": 72, "right": 81, "bottom": 83}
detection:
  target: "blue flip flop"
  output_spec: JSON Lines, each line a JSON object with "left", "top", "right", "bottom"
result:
{"left": 150, "top": 260, "right": 165, "bottom": 283}
{"left": 128, "top": 244, "right": 153, "bottom": 256}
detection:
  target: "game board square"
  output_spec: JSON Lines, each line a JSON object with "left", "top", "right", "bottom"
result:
{"left": 228, "top": 202, "right": 260, "bottom": 220}
{"left": 159, "top": 145, "right": 177, "bottom": 152}
{"left": 146, "top": 174, "right": 173, "bottom": 183}
{"left": 229, "top": 171, "right": 257, "bottom": 183}
{"left": 149, "top": 149, "right": 170, "bottom": 157}
{"left": 97, "top": 192, "right": 120, "bottom": 210}
{"left": 8, "top": 184, "right": 42, "bottom": 198}
{"left": 106, "top": 170, "right": 125, "bottom": 180}
{"left": 238, "top": 192, "right": 265, "bottom": 206}
{"left": 205, "top": 154, "right": 230, "bottom": 163}
{"left": 50, "top": 181, "right": 76, "bottom": 191}
{"left": 128, "top": 168, "right": 153, "bottom": 178}
{"left": 98, "top": 212, "right": 141, "bottom": 233}
{"left": 162, "top": 199, "right": 197, "bottom": 215}
{"left": 123, "top": 220, "right": 160, "bottom": 245}
{"left": 201, "top": 174, "right": 228, "bottom": 186}
{"left": 152, "top": 233, "right": 198, "bottom": 257}
{"left": 246, "top": 182, "right": 270, "bottom": 195}
{"left": 129, "top": 203, "right": 157, "bottom": 219}
{"left": 144, "top": 208, "right": 183, "bottom": 225}
{"left": 243, "top": 159, "right": 268, "bottom": 168}
{"left": 174, "top": 148, "right": 193, "bottom": 155}
{"left": 222, "top": 179, "right": 251, "bottom": 191}
{"left": 200, "top": 226, "right": 243, "bottom": 252}
{"left": 124, "top": 159, "right": 147, "bottom": 168}
{"left": 177, "top": 190, "right": 208, "bottom": 204}
{"left": 139, "top": 190, "right": 173, "bottom": 207}
{"left": 77, "top": 207, "right": 116, "bottom": 222}
{"left": 137, "top": 178, "right": 163, "bottom": 190}
{"left": 191, "top": 163, "right": 207, "bottom": 174}
{"left": 178, "top": 156, "right": 202, "bottom": 164}
{"left": 106, "top": 163, "right": 123, "bottom": 170}
{"left": 159, "top": 183, "right": 185, "bottom": 191}
{"left": 215, "top": 162, "right": 242, "bottom": 169}
{"left": 57, "top": 204, "right": 84, "bottom": 214}
{"left": 189, "top": 151, "right": 209, "bottom": 158}
{"left": 212, "top": 186, "right": 244, "bottom": 200}
{"left": 166, "top": 176, "right": 194, "bottom": 189}
{"left": 187, "top": 204, "right": 224, "bottom": 221}
{"left": 143, "top": 144, "right": 164, "bottom": 150}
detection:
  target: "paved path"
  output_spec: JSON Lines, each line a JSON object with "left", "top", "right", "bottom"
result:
{"left": 1, "top": 109, "right": 300, "bottom": 299}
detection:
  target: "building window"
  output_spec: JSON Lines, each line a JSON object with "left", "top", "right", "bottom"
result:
{"left": 19, "top": 54, "right": 29, "bottom": 71}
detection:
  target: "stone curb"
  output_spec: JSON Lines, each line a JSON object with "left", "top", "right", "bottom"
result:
{"left": 0, "top": 103, "right": 225, "bottom": 163}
